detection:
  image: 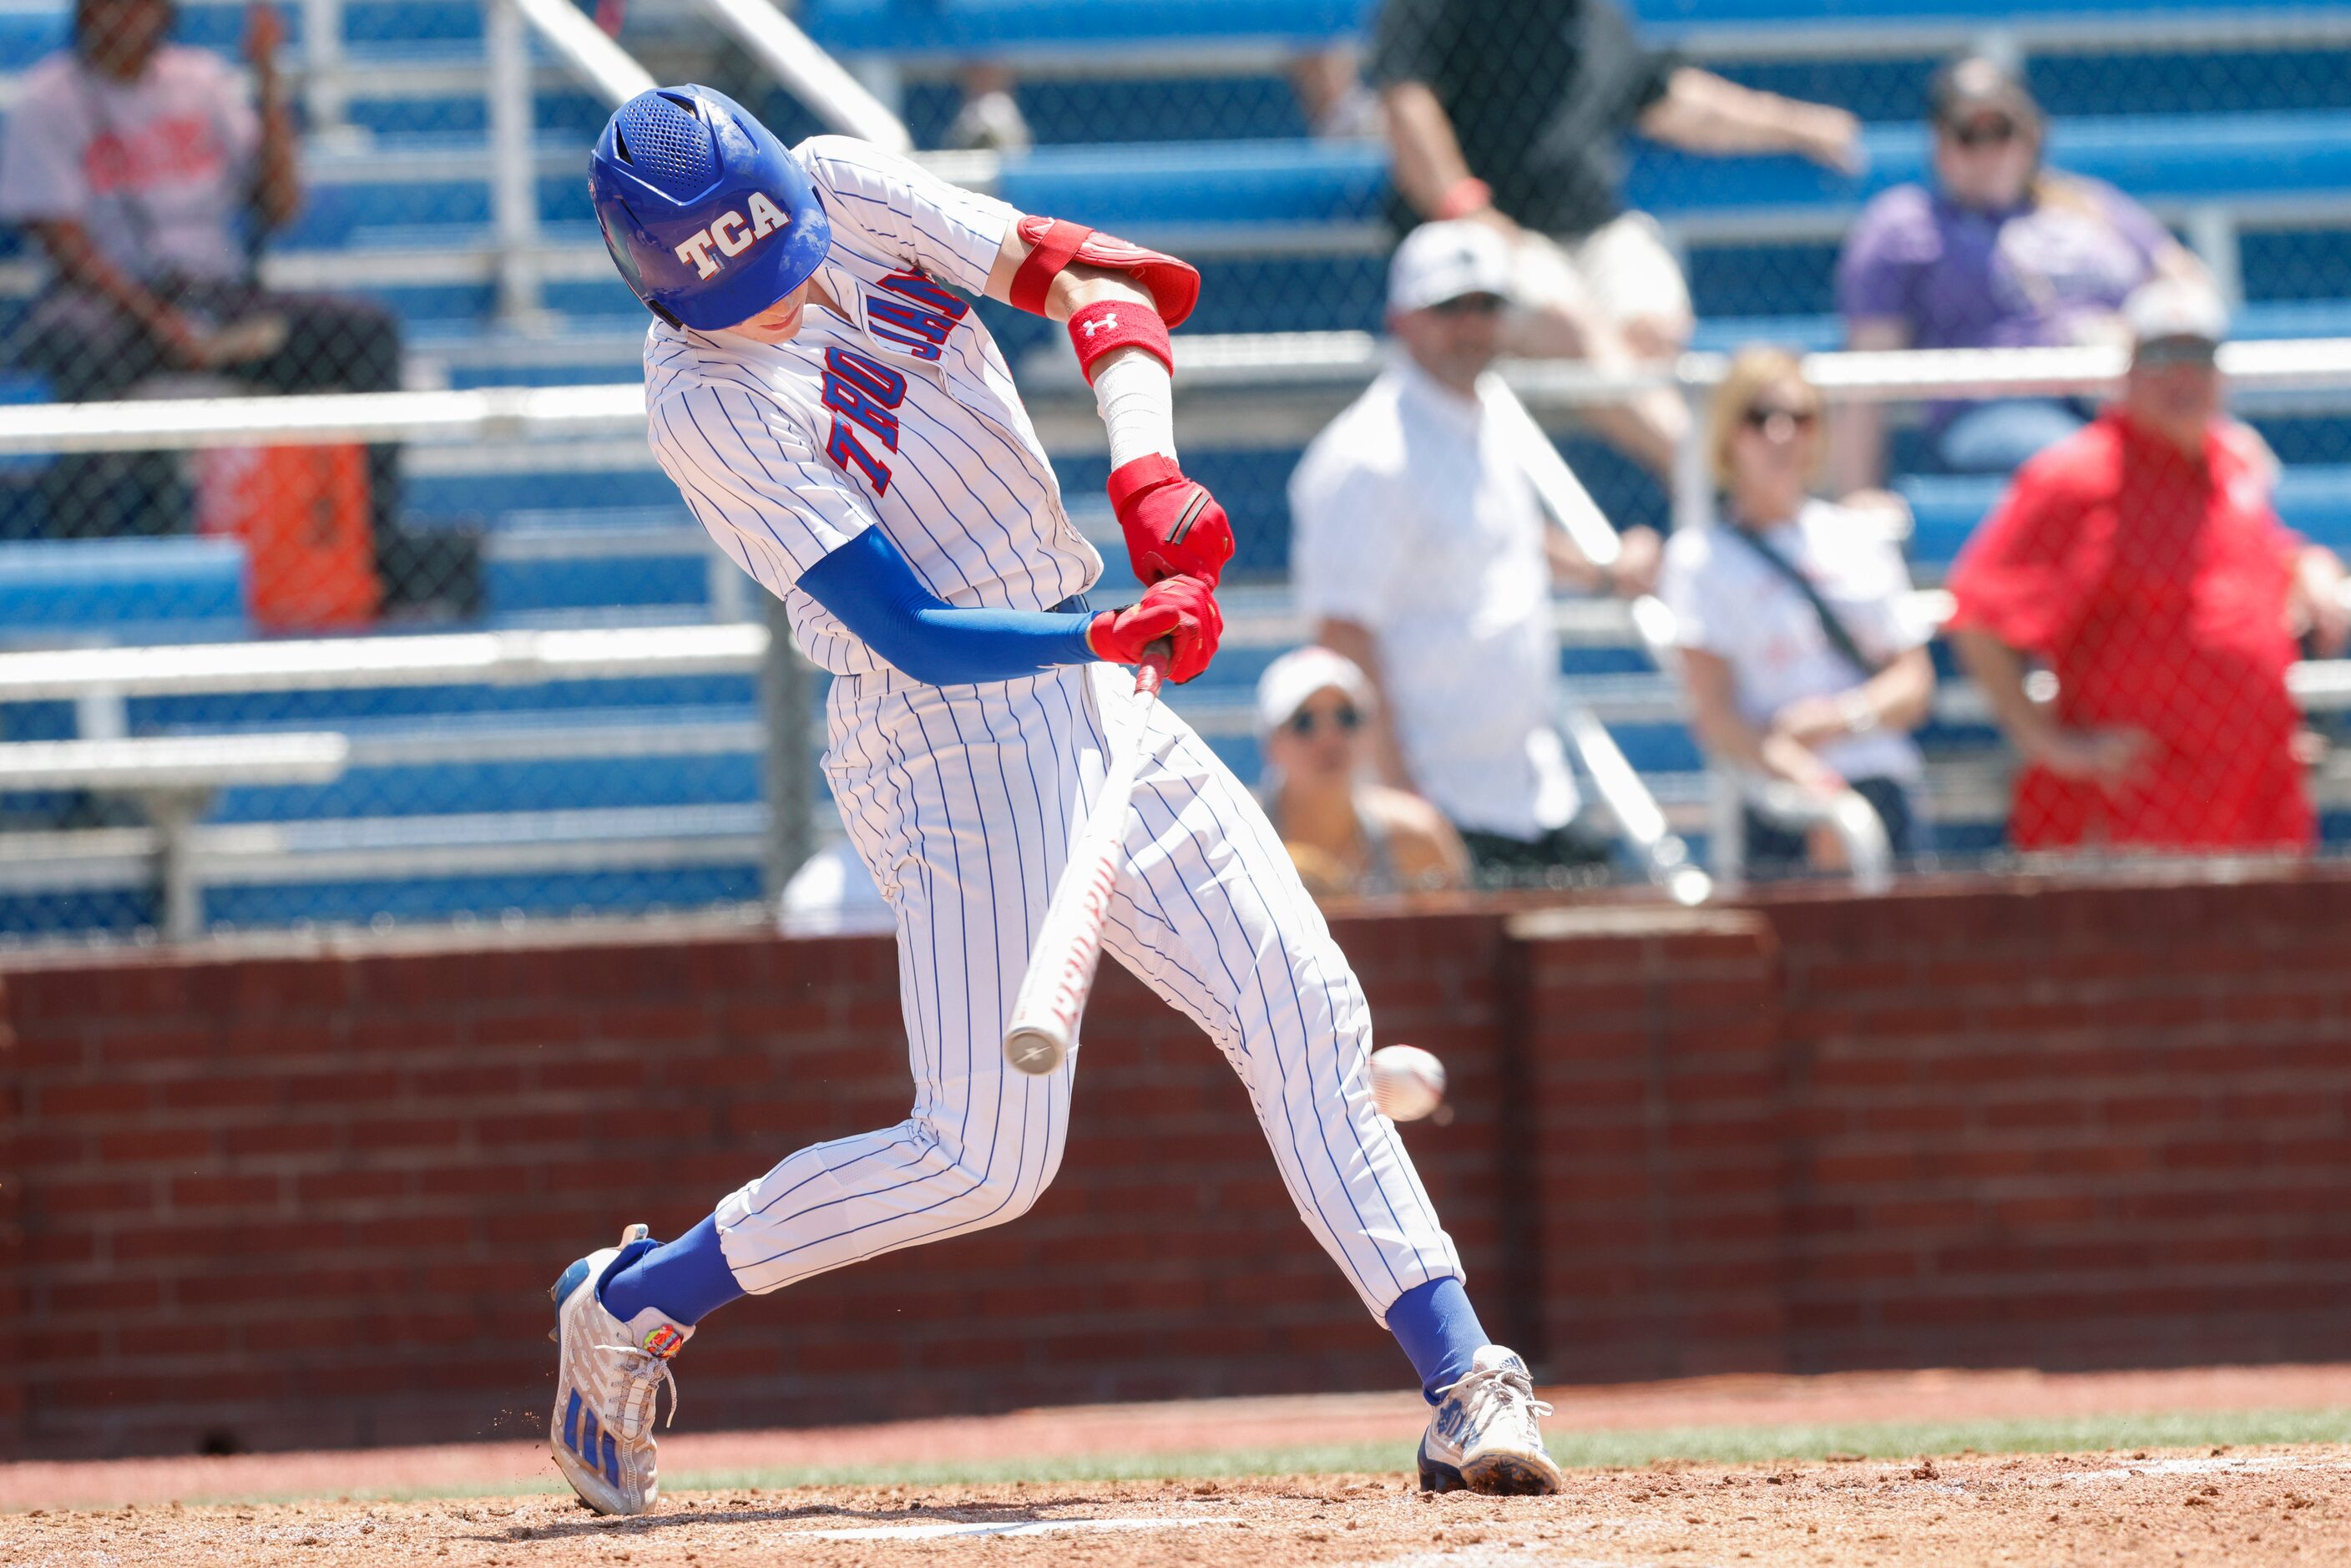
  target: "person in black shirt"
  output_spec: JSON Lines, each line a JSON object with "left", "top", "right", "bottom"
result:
{"left": 1369, "top": 0, "right": 1859, "bottom": 474}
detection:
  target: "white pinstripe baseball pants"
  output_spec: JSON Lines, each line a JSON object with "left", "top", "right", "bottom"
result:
{"left": 711, "top": 660, "right": 1464, "bottom": 1323}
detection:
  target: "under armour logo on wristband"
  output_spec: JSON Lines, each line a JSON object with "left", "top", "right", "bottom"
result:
{"left": 1080, "top": 312, "right": 1120, "bottom": 338}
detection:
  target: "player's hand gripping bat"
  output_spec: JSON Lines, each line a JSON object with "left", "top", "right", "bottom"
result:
{"left": 1002, "top": 655, "right": 1165, "bottom": 1075}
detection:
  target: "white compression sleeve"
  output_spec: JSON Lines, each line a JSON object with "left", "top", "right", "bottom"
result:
{"left": 1092, "top": 346, "right": 1177, "bottom": 469}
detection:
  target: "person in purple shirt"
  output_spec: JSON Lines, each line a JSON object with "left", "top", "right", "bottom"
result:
{"left": 1829, "top": 55, "right": 2214, "bottom": 488}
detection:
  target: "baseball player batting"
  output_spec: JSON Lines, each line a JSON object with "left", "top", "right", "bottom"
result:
{"left": 549, "top": 84, "right": 1558, "bottom": 1515}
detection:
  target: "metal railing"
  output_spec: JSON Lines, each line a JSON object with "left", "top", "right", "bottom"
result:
{"left": 486, "top": 0, "right": 656, "bottom": 322}
{"left": 689, "top": 0, "right": 913, "bottom": 153}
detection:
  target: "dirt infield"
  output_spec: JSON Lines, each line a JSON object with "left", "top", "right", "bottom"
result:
{"left": 4, "top": 1447, "right": 2347, "bottom": 1566}
{"left": 12, "top": 1363, "right": 2351, "bottom": 1513}
{"left": 5, "top": 1367, "right": 2350, "bottom": 1565}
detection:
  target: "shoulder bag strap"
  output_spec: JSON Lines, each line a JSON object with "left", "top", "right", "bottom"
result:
{"left": 1720, "top": 518, "right": 1888, "bottom": 680}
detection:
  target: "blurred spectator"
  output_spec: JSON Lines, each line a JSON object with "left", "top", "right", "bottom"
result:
{"left": 944, "top": 63, "right": 1033, "bottom": 154}
{"left": 1832, "top": 54, "right": 2215, "bottom": 487}
{"left": 778, "top": 839, "right": 896, "bottom": 937}
{"left": 1256, "top": 645, "right": 1471, "bottom": 899}
{"left": 1290, "top": 220, "right": 1657, "bottom": 882}
{"left": 1948, "top": 282, "right": 2349, "bottom": 855}
{"left": 947, "top": 43, "right": 1381, "bottom": 154}
{"left": 1291, "top": 43, "right": 1382, "bottom": 141}
{"left": 1662, "top": 347, "right": 1937, "bottom": 873}
{"left": 0, "top": 0, "right": 423, "bottom": 598}
{"left": 1370, "top": 0, "right": 1860, "bottom": 475}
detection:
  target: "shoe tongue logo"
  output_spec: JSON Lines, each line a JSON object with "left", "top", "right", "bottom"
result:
{"left": 641, "top": 1323, "right": 686, "bottom": 1359}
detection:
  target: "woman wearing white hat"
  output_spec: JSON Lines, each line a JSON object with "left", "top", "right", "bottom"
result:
{"left": 1256, "top": 646, "right": 1471, "bottom": 899}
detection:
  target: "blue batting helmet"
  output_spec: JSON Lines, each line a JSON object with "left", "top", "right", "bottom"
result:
{"left": 589, "top": 84, "right": 832, "bottom": 331}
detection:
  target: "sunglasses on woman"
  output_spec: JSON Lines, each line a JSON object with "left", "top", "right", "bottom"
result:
{"left": 1286, "top": 705, "right": 1362, "bottom": 737}
{"left": 1742, "top": 403, "right": 1820, "bottom": 432}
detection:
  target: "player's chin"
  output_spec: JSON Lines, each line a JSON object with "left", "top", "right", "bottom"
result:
{"left": 732, "top": 301, "right": 806, "bottom": 343}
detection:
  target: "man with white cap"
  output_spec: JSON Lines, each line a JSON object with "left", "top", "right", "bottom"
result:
{"left": 1948, "top": 279, "right": 2348, "bottom": 852}
{"left": 1289, "top": 220, "right": 1658, "bottom": 882}
{"left": 1256, "top": 645, "right": 1470, "bottom": 898}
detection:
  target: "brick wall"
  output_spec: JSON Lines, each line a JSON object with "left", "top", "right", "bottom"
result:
{"left": 3, "top": 873, "right": 2349, "bottom": 1459}
{"left": 1767, "top": 879, "right": 2351, "bottom": 1373}
{"left": 0, "top": 916, "right": 1514, "bottom": 1459}
{"left": 1509, "top": 906, "right": 1790, "bottom": 1383}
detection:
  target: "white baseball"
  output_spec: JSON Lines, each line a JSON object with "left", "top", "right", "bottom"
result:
{"left": 1367, "top": 1044, "right": 1447, "bottom": 1123}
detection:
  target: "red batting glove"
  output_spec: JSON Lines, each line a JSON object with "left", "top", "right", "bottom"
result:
{"left": 1107, "top": 455, "right": 1234, "bottom": 589}
{"left": 1085, "top": 574, "right": 1223, "bottom": 683}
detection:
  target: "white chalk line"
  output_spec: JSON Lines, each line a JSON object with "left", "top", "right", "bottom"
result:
{"left": 801, "top": 1513, "right": 1240, "bottom": 1542}
{"left": 2061, "top": 1454, "right": 2351, "bottom": 1485}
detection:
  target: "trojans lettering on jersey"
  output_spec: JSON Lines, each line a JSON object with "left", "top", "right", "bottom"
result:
{"left": 865, "top": 269, "right": 968, "bottom": 362}
{"left": 821, "top": 271, "right": 973, "bottom": 495}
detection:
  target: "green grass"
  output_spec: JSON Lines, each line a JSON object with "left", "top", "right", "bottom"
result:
{"left": 41, "top": 1406, "right": 2351, "bottom": 1510}
{"left": 660, "top": 1406, "right": 2348, "bottom": 1495}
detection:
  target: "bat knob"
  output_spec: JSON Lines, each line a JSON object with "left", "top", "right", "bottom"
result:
{"left": 1004, "top": 1025, "right": 1068, "bottom": 1076}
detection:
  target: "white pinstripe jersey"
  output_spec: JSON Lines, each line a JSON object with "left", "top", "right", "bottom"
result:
{"left": 643, "top": 135, "right": 1104, "bottom": 678}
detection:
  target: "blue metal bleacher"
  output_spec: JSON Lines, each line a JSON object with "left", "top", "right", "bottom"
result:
{"left": 804, "top": 0, "right": 1366, "bottom": 53}
{"left": 8, "top": 0, "right": 2351, "bottom": 931}
{"left": 1900, "top": 465, "right": 2351, "bottom": 569}
{"left": 0, "top": 538, "right": 249, "bottom": 645}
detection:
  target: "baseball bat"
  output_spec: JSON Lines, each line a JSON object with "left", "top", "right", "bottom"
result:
{"left": 1002, "top": 657, "right": 1165, "bottom": 1075}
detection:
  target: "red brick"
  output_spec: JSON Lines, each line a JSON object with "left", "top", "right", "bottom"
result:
{"left": 38, "top": 1081, "right": 153, "bottom": 1119}
{"left": 296, "top": 1169, "right": 410, "bottom": 1205}
{"left": 286, "top": 1070, "right": 399, "bottom": 1106}
{"left": 169, "top": 1174, "right": 281, "bottom": 1210}
{"left": 348, "top": 1118, "right": 464, "bottom": 1151}
{"left": 223, "top": 1123, "right": 336, "bottom": 1159}
{"left": 37, "top": 1176, "right": 157, "bottom": 1217}
{"left": 159, "top": 1076, "right": 283, "bottom": 1112}
{"left": 95, "top": 1128, "right": 213, "bottom": 1165}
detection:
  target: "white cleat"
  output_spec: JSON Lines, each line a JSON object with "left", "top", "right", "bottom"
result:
{"left": 548, "top": 1222, "right": 693, "bottom": 1515}
{"left": 1417, "top": 1344, "right": 1564, "bottom": 1495}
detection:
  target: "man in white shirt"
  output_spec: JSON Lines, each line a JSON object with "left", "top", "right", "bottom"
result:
{"left": 0, "top": 0, "right": 414, "bottom": 573}
{"left": 1288, "top": 220, "right": 1659, "bottom": 879}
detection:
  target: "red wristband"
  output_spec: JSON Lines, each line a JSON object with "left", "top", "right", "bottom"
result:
{"left": 1434, "top": 175, "right": 1493, "bottom": 221}
{"left": 1067, "top": 297, "right": 1174, "bottom": 382}
{"left": 1106, "top": 453, "right": 1182, "bottom": 513}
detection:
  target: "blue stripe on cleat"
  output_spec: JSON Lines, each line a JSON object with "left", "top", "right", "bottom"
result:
{"left": 552, "top": 1258, "right": 592, "bottom": 1307}
{"left": 564, "top": 1390, "right": 583, "bottom": 1456}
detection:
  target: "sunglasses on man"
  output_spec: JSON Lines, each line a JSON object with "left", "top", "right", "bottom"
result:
{"left": 1285, "top": 705, "right": 1363, "bottom": 737}
{"left": 2134, "top": 336, "right": 2220, "bottom": 369}
{"left": 1944, "top": 114, "right": 2021, "bottom": 149}
{"left": 1428, "top": 291, "right": 1506, "bottom": 317}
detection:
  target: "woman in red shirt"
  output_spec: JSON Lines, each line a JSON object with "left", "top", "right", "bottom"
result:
{"left": 1948, "top": 282, "right": 2349, "bottom": 852}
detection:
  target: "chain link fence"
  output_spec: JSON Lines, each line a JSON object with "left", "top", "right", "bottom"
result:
{"left": 3, "top": 0, "right": 2351, "bottom": 938}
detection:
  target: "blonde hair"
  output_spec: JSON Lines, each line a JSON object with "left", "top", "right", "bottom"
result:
{"left": 1706, "top": 346, "right": 1826, "bottom": 493}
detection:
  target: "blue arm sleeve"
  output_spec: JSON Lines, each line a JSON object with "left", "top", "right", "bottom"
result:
{"left": 796, "top": 525, "right": 1099, "bottom": 686}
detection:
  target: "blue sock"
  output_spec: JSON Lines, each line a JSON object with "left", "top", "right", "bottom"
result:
{"left": 1387, "top": 1276, "right": 1489, "bottom": 1405}
{"left": 598, "top": 1216, "right": 745, "bottom": 1326}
